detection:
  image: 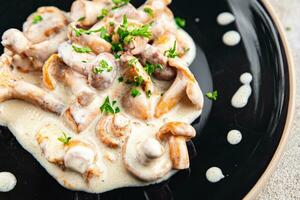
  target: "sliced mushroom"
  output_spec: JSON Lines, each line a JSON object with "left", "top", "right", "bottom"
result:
{"left": 123, "top": 127, "right": 172, "bottom": 181}
{"left": 70, "top": 0, "right": 110, "bottom": 26}
{"left": 23, "top": 6, "right": 69, "bottom": 44}
{"left": 64, "top": 140, "right": 99, "bottom": 177}
{"left": 58, "top": 41, "right": 96, "bottom": 76}
{"left": 43, "top": 54, "right": 96, "bottom": 106}
{"left": 68, "top": 23, "right": 112, "bottom": 54}
{"left": 122, "top": 88, "right": 152, "bottom": 120}
{"left": 36, "top": 124, "right": 66, "bottom": 166}
{"left": 11, "top": 54, "right": 36, "bottom": 72}
{"left": 96, "top": 113, "right": 131, "bottom": 148}
{"left": 63, "top": 96, "right": 102, "bottom": 133}
{"left": 140, "top": 44, "right": 167, "bottom": 67}
{"left": 0, "top": 72, "right": 65, "bottom": 115}
{"left": 1, "top": 29, "right": 30, "bottom": 55}
{"left": 88, "top": 53, "right": 118, "bottom": 90}
{"left": 155, "top": 59, "right": 203, "bottom": 117}
{"left": 157, "top": 122, "right": 196, "bottom": 169}
{"left": 124, "top": 36, "right": 149, "bottom": 55}
{"left": 0, "top": 52, "right": 13, "bottom": 72}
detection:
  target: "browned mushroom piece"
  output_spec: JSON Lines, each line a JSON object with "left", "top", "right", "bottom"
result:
{"left": 157, "top": 122, "right": 196, "bottom": 169}
{"left": 122, "top": 126, "right": 172, "bottom": 181}
{"left": 155, "top": 59, "right": 203, "bottom": 118}
{"left": 96, "top": 113, "right": 131, "bottom": 148}
{"left": 23, "top": 6, "right": 69, "bottom": 44}
{"left": 1, "top": 29, "right": 31, "bottom": 55}
{"left": 68, "top": 23, "right": 112, "bottom": 54}
{"left": 0, "top": 72, "right": 66, "bottom": 115}
{"left": 70, "top": 0, "right": 111, "bottom": 26}
{"left": 122, "top": 88, "right": 152, "bottom": 120}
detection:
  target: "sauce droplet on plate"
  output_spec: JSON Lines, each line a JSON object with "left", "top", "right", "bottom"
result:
{"left": 206, "top": 167, "right": 225, "bottom": 183}
{"left": 0, "top": 172, "right": 17, "bottom": 192}
{"left": 223, "top": 31, "right": 241, "bottom": 46}
{"left": 217, "top": 12, "right": 235, "bottom": 26}
{"left": 231, "top": 73, "right": 253, "bottom": 108}
{"left": 227, "top": 130, "right": 242, "bottom": 145}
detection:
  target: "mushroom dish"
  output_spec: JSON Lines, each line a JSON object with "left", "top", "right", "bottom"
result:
{"left": 0, "top": 0, "right": 203, "bottom": 193}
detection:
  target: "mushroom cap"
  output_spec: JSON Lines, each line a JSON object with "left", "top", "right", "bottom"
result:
{"left": 64, "top": 140, "right": 96, "bottom": 174}
{"left": 122, "top": 127, "right": 172, "bottom": 182}
{"left": 157, "top": 122, "right": 196, "bottom": 141}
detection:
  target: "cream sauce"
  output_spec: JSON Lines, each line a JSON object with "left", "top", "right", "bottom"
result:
{"left": 0, "top": 172, "right": 17, "bottom": 192}
{"left": 227, "top": 130, "right": 242, "bottom": 145}
{"left": 217, "top": 12, "right": 235, "bottom": 26}
{"left": 231, "top": 73, "right": 253, "bottom": 108}
{"left": 0, "top": 31, "right": 199, "bottom": 193}
{"left": 222, "top": 30, "right": 241, "bottom": 46}
{"left": 206, "top": 167, "right": 224, "bottom": 183}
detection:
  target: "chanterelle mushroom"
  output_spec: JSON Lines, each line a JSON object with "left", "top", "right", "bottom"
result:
{"left": 0, "top": 72, "right": 65, "bottom": 115}
{"left": 96, "top": 113, "right": 131, "bottom": 148}
{"left": 157, "top": 122, "right": 196, "bottom": 169}
{"left": 123, "top": 126, "right": 172, "bottom": 181}
{"left": 155, "top": 59, "right": 203, "bottom": 118}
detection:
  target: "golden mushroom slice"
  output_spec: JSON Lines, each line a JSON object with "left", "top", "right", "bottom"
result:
{"left": 96, "top": 113, "right": 131, "bottom": 148}
{"left": 155, "top": 59, "right": 203, "bottom": 118}
{"left": 42, "top": 54, "right": 60, "bottom": 90}
{"left": 123, "top": 127, "right": 172, "bottom": 182}
{"left": 36, "top": 124, "right": 66, "bottom": 167}
{"left": 157, "top": 122, "right": 196, "bottom": 170}
{"left": 64, "top": 140, "right": 102, "bottom": 181}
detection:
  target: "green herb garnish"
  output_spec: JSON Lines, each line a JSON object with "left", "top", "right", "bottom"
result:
{"left": 77, "top": 16, "right": 86, "bottom": 22}
{"left": 146, "top": 90, "right": 152, "bottom": 98}
{"left": 112, "top": 0, "right": 130, "bottom": 9}
{"left": 72, "top": 45, "right": 92, "bottom": 53}
{"left": 164, "top": 41, "right": 179, "bottom": 58}
{"left": 206, "top": 90, "right": 218, "bottom": 101}
{"left": 118, "top": 76, "right": 124, "bottom": 82}
{"left": 111, "top": 42, "right": 124, "bottom": 52}
{"left": 100, "top": 96, "right": 120, "bottom": 114}
{"left": 32, "top": 15, "right": 43, "bottom": 24}
{"left": 57, "top": 132, "right": 72, "bottom": 145}
{"left": 93, "top": 60, "right": 113, "bottom": 74}
{"left": 128, "top": 58, "right": 138, "bottom": 66}
{"left": 131, "top": 88, "right": 141, "bottom": 97}
{"left": 133, "top": 76, "right": 144, "bottom": 86}
{"left": 175, "top": 17, "right": 186, "bottom": 28}
{"left": 143, "top": 7, "right": 154, "bottom": 16}
{"left": 99, "top": 27, "right": 112, "bottom": 42}
{"left": 97, "top": 8, "right": 109, "bottom": 20}
{"left": 144, "top": 62, "right": 163, "bottom": 75}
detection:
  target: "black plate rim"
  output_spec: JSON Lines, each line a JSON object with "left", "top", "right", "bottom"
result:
{"left": 244, "top": 0, "right": 296, "bottom": 199}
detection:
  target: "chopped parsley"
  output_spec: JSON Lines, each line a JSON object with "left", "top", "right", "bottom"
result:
{"left": 144, "top": 62, "right": 163, "bottom": 75}
{"left": 118, "top": 76, "right": 124, "bottom": 82}
{"left": 130, "top": 88, "right": 141, "bottom": 97}
{"left": 130, "top": 25, "right": 152, "bottom": 38}
{"left": 206, "top": 90, "right": 218, "bottom": 101}
{"left": 143, "top": 7, "right": 154, "bottom": 17}
{"left": 133, "top": 76, "right": 144, "bottom": 86}
{"left": 175, "top": 17, "right": 186, "bottom": 28}
{"left": 77, "top": 16, "right": 86, "bottom": 22}
{"left": 112, "top": 0, "right": 130, "bottom": 9}
{"left": 146, "top": 90, "right": 152, "bottom": 98}
{"left": 32, "top": 15, "right": 43, "bottom": 24}
{"left": 72, "top": 45, "right": 92, "bottom": 53}
{"left": 72, "top": 26, "right": 108, "bottom": 37}
{"left": 82, "top": 60, "right": 87, "bottom": 63}
{"left": 100, "top": 96, "right": 120, "bottom": 114}
{"left": 99, "top": 27, "right": 112, "bottom": 43}
{"left": 164, "top": 41, "right": 179, "bottom": 58}
{"left": 128, "top": 57, "right": 138, "bottom": 66}
{"left": 93, "top": 60, "right": 113, "bottom": 74}
{"left": 285, "top": 26, "right": 291, "bottom": 31}
{"left": 57, "top": 132, "right": 72, "bottom": 145}
{"left": 111, "top": 42, "right": 124, "bottom": 52}
{"left": 97, "top": 8, "right": 109, "bottom": 20}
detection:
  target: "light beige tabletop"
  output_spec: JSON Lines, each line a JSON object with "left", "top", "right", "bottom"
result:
{"left": 257, "top": 0, "right": 300, "bottom": 199}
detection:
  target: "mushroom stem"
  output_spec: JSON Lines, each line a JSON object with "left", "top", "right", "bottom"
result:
{"left": 169, "top": 135, "right": 189, "bottom": 169}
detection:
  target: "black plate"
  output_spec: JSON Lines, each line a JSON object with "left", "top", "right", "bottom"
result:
{"left": 0, "top": 0, "right": 292, "bottom": 200}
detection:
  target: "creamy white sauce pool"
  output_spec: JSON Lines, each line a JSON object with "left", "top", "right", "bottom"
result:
{"left": 0, "top": 172, "right": 17, "bottom": 192}
{"left": 227, "top": 130, "right": 242, "bottom": 145}
{"left": 217, "top": 12, "right": 235, "bottom": 26}
{"left": 0, "top": 31, "right": 199, "bottom": 193}
{"left": 222, "top": 31, "right": 241, "bottom": 46}
{"left": 231, "top": 73, "right": 253, "bottom": 108}
{"left": 206, "top": 167, "right": 224, "bottom": 183}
